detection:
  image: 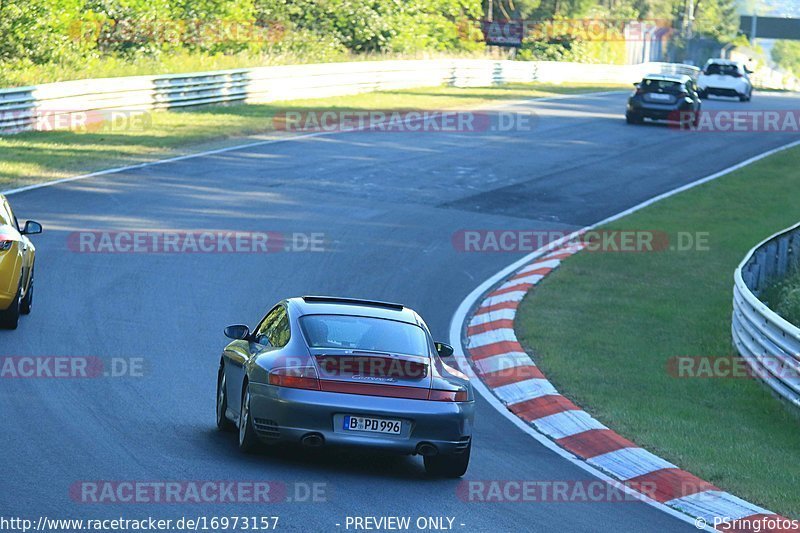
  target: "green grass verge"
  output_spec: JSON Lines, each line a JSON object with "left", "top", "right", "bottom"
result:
{"left": 763, "top": 270, "right": 800, "bottom": 326}
{"left": 516, "top": 147, "right": 800, "bottom": 518}
{"left": 0, "top": 82, "right": 623, "bottom": 191}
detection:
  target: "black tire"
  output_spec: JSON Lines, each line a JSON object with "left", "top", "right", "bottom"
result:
{"left": 216, "top": 369, "right": 235, "bottom": 432}
{"left": 739, "top": 94, "right": 748, "bottom": 102}
{"left": 424, "top": 442, "right": 471, "bottom": 478}
{"left": 20, "top": 267, "right": 33, "bottom": 315}
{"left": 0, "top": 280, "right": 21, "bottom": 330}
{"left": 625, "top": 113, "right": 642, "bottom": 125}
{"left": 238, "top": 383, "right": 260, "bottom": 452}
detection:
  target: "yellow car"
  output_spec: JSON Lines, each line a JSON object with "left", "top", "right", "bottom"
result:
{"left": 0, "top": 194, "right": 42, "bottom": 329}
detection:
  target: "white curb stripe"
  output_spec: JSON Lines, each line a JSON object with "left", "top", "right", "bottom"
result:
{"left": 493, "top": 378, "right": 558, "bottom": 405}
{"left": 504, "top": 273, "right": 545, "bottom": 286}
{"left": 666, "top": 491, "right": 773, "bottom": 523}
{"left": 469, "top": 308, "right": 517, "bottom": 326}
{"left": 517, "top": 258, "right": 561, "bottom": 275}
{"left": 472, "top": 352, "right": 535, "bottom": 375}
{"left": 479, "top": 291, "right": 528, "bottom": 307}
{"left": 532, "top": 409, "right": 608, "bottom": 440}
{"left": 467, "top": 328, "right": 517, "bottom": 348}
{"left": 588, "top": 448, "right": 676, "bottom": 481}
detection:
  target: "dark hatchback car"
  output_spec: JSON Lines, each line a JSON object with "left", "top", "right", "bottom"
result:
{"left": 626, "top": 74, "right": 701, "bottom": 126}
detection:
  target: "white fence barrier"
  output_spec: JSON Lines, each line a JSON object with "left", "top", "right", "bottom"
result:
{"left": 733, "top": 222, "right": 800, "bottom": 409}
{"left": 0, "top": 59, "right": 700, "bottom": 134}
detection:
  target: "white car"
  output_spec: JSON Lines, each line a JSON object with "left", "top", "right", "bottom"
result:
{"left": 697, "top": 59, "right": 753, "bottom": 102}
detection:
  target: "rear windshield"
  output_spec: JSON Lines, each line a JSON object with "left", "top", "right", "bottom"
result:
{"left": 641, "top": 79, "right": 683, "bottom": 93}
{"left": 706, "top": 63, "right": 740, "bottom": 76}
{"left": 300, "top": 314, "right": 429, "bottom": 356}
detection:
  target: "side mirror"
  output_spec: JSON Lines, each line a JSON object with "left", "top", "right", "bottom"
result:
{"left": 21, "top": 220, "right": 42, "bottom": 235}
{"left": 633, "top": 82, "right": 641, "bottom": 88}
{"left": 435, "top": 342, "right": 454, "bottom": 358}
{"left": 224, "top": 324, "right": 250, "bottom": 340}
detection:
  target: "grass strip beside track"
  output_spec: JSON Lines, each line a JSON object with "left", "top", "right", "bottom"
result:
{"left": 516, "top": 146, "right": 800, "bottom": 518}
{"left": 0, "top": 82, "right": 623, "bottom": 191}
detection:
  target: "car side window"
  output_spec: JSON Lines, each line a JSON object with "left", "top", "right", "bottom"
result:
{"left": 269, "top": 307, "right": 291, "bottom": 348}
{"left": 254, "top": 305, "right": 291, "bottom": 348}
{"left": 254, "top": 306, "right": 282, "bottom": 346}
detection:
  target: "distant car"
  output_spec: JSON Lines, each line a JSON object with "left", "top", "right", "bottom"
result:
{"left": 697, "top": 59, "right": 753, "bottom": 101}
{"left": 216, "top": 296, "right": 474, "bottom": 477}
{"left": 626, "top": 74, "right": 702, "bottom": 126}
{"left": 0, "top": 194, "right": 42, "bottom": 329}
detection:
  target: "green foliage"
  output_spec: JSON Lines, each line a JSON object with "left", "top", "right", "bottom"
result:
{"left": 0, "top": 0, "right": 484, "bottom": 86}
{"left": 772, "top": 40, "right": 800, "bottom": 76}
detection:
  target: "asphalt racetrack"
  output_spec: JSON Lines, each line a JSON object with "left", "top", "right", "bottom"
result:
{"left": 3, "top": 90, "right": 799, "bottom": 532}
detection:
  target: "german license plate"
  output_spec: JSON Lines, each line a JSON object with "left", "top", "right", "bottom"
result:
{"left": 343, "top": 415, "right": 402, "bottom": 435}
{"left": 647, "top": 93, "right": 672, "bottom": 102}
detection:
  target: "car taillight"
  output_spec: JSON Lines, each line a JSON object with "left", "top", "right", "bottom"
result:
{"left": 268, "top": 366, "right": 320, "bottom": 390}
{"left": 429, "top": 389, "right": 469, "bottom": 402}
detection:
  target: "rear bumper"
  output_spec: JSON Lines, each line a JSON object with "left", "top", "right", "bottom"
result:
{"left": 701, "top": 87, "right": 746, "bottom": 97}
{"left": 627, "top": 99, "right": 694, "bottom": 121}
{"left": 248, "top": 382, "right": 474, "bottom": 455}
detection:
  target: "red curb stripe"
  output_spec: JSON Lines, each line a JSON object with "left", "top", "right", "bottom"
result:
{"left": 474, "top": 300, "right": 520, "bottom": 316}
{"left": 488, "top": 283, "right": 533, "bottom": 298}
{"left": 555, "top": 429, "right": 636, "bottom": 460}
{"left": 626, "top": 468, "right": 718, "bottom": 503}
{"left": 467, "top": 319, "right": 515, "bottom": 336}
{"left": 468, "top": 340, "right": 525, "bottom": 360}
{"left": 508, "top": 394, "right": 580, "bottom": 421}
{"left": 510, "top": 267, "right": 552, "bottom": 281}
{"left": 481, "top": 365, "right": 544, "bottom": 388}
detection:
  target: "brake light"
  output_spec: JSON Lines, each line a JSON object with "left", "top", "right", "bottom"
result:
{"left": 268, "top": 366, "right": 320, "bottom": 390}
{"left": 428, "top": 389, "right": 469, "bottom": 402}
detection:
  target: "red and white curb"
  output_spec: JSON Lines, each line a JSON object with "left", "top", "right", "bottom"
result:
{"left": 459, "top": 241, "right": 790, "bottom": 531}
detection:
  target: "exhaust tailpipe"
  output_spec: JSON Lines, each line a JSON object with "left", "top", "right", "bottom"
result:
{"left": 301, "top": 433, "right": 325, "bottom": 447}
{"left": 416, "top": 443, "right": 438, "bottom": 457}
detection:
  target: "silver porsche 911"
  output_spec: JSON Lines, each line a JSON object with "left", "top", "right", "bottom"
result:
{"left": 215, "top": 296, "right": 474, "bottom": 477}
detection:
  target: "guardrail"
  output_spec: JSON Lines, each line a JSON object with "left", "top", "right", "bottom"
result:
{"left": 733, "top": 222, "right": 800, "bottom": 409}
{"left": 0, "top": 59, "right": 699, "bottom": 135}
